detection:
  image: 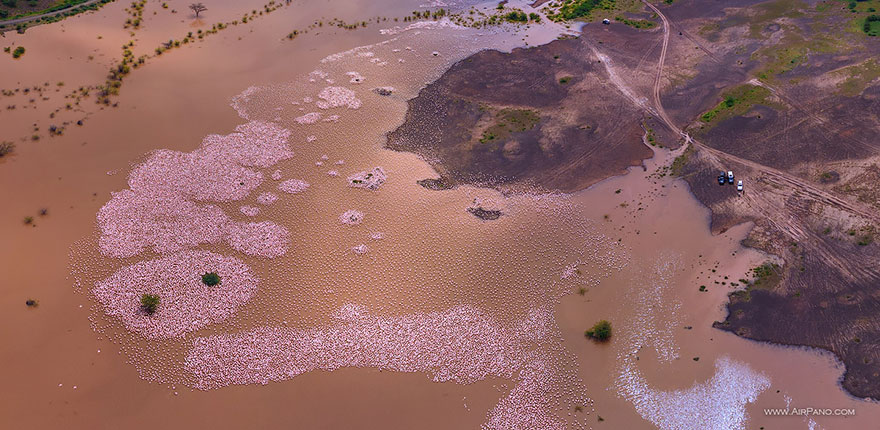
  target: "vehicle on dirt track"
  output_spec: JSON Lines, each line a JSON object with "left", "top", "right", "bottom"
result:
{"left": 718, "top": 174, "right": 726, "bottom": 185}
{"left": 737, "top": 180, "right": 743, "bottom": 192}
{"left": 727, "top": 170, "right": 735, "bottom": 184}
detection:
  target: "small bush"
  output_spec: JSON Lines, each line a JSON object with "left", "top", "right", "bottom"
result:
{"left": 585, "top": 320, "right": 612, "bottom": 341}
{"left": 864, "top": 15, "right": 880, "bottom": 36}
{"left": 201, "top": 272, "right": 221, "bottom": 286}
{"left": 504, "top": 11, "right": 528, "bottom": 22}
{"left": 140, "top": 293, "right": 160, "bottom": 315}
{"left": 11, "top": 46, "right": 25, "bottom": 59}
{"left": 0, "top": 141, "right": 14, "bottom": 157}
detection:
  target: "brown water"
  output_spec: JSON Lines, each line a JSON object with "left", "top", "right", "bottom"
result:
{"left": 1, "top": 0, "right": 879, "bottom": 429}
{"left": 558, "top": 149, "right": 880, "bottom": 429}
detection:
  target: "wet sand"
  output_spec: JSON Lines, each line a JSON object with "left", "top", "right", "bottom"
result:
{"left": 2, "top": 0, "right": 880, "bottom": 429}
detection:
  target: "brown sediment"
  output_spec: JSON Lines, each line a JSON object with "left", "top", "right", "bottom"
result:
{"left": 386, "top": 35, "right": 657, "bottom": 193}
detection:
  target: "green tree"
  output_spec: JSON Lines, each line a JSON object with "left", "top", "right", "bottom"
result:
{"left": 585, "top": 320, "right": 612, "bottom": 341}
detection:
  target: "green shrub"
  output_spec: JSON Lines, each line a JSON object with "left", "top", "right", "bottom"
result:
{"left": 140, "top": 293, "right": 160, "bottom": 315}
{"left": 201, "top": 272, "right": 221, "bottom": 286}
{"left": 11, "top": 46, "right": 25, "bottom": 59}
{"left": 504, "top": 11, "right": 528, "bottom": 22}
{"left": 585, "top": 320, "right": 612, "bottom": 341}
{"left": 864, "top": 15, "right": 880, "bottom": 36}
{"left": 550, "top": 0, "right": 613, "bottom": 21}
{"left": 0, "top": 141, "right": 14, "bottom": 157}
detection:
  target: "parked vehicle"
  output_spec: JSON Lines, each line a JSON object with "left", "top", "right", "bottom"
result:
{"left": 737, "top": 180, "right": 743, "bottom": 191}
{"left": 718, "top": 174, "right": 726, "bottom": 185}
{"left": 727, "top": 170, "right": 735, "bottom": 184}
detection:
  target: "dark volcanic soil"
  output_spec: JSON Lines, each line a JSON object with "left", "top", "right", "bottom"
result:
{"left": 386, "top": 36, "right": 655, "bottom": 193}
{"left": 653, "top": 0, "right": 880, "bottom": 399}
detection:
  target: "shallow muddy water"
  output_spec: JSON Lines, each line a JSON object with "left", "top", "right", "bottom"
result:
{"left": 558, "top": 149, "right": 880, "bottom": 429}
{"left": 1, "top": 0, "right": 879, "bottom": 429}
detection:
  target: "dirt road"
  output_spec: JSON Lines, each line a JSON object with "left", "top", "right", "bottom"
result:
{"left": 637, "top": 0, "right": 880, "bottom": 227}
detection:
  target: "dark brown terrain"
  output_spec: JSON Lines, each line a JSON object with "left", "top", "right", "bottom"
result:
{"left": 658, "top": 0, "right": 880, "bottom": 399}
{"left": 390, "top": 0, "right": 880, "bottom": 399}
{"left": 386, "top": 34, "right": 667, "bottom": 193}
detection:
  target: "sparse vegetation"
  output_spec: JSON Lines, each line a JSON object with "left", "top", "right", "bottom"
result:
{"left": 478, "top": 108, "right": 540, "bottom": 144}
{"left": 670, "top": 143, "right": 693, "bottom": 176}
{"left": 729, "top": 262, "right": 783, "bottom": 303}
{"left": 0, "top": 0, "right": 113, "bottom": 32}
{"left": 548, "top": 0, "right": 615, "bottom": 21}
{"left": 864, "top": 14, "right": 880, "bottom": 35}
{"left": 835, "top": 59, "right": 880, "bottom": 96}
{"left": 189, "top": 2, "right": 207, "bottom": 18}
{"left": 0, "top": 141, "right": 14, "bottom": 157}
{"left": 699, "top": 85, "right": 773, "bottom": 123}
{"left": 585, "top": 319, "right": 612, "bottom": 341}
{"left": 11, "top": 46, "right": 25, "bottom": 58}
{"left": 614, "top": 15, "right": 656, "bottom": 29}
{"left": 751, "top": 262, "right": 782, "bottom": 287}
{"left": 503, "top": 10, "right": 527, "bottom": 22}
{"left": 417, "top": 178, "right": 453, "bottom": 190}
